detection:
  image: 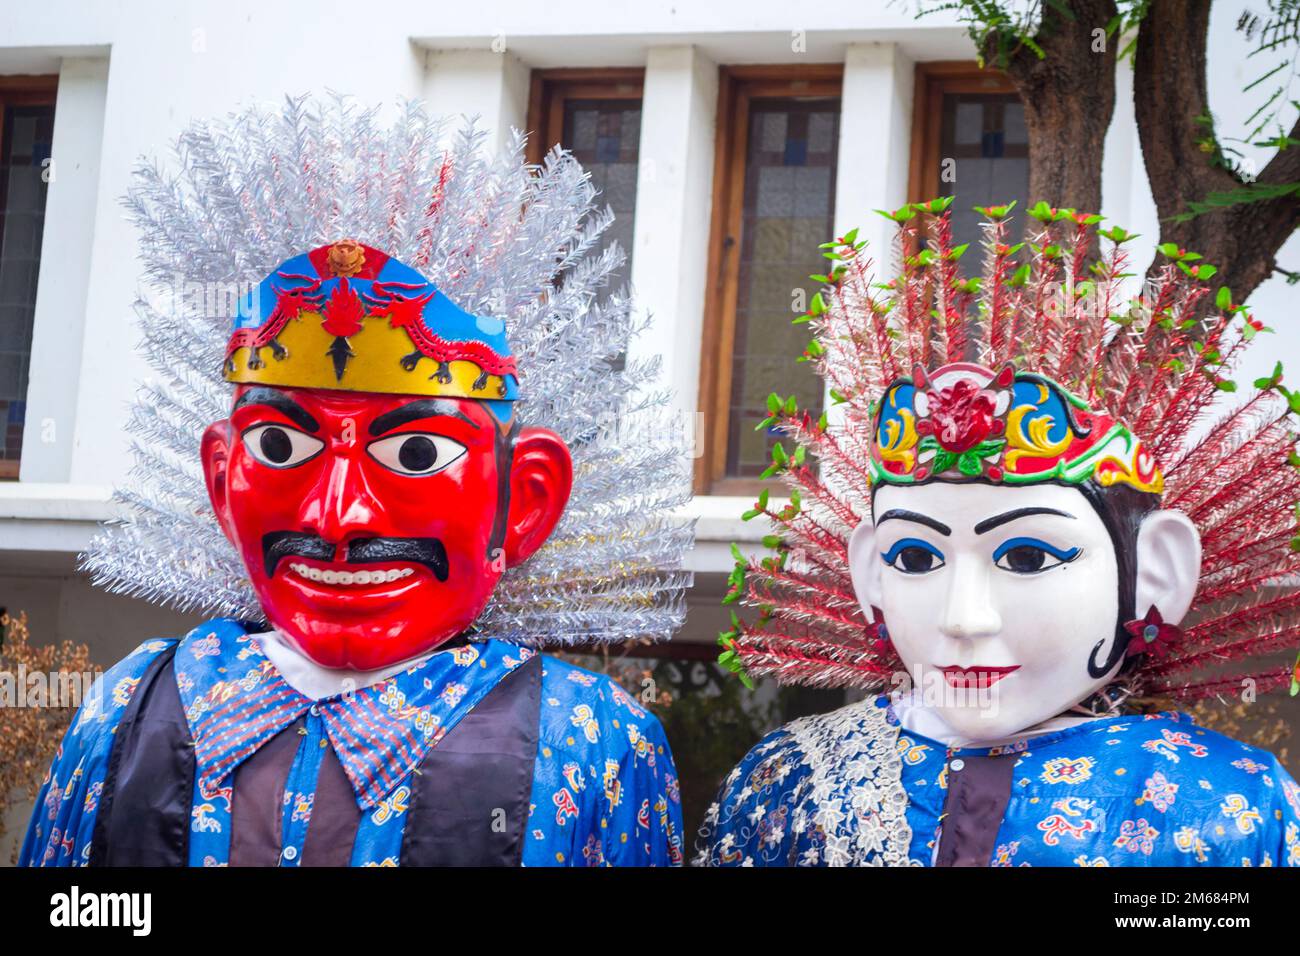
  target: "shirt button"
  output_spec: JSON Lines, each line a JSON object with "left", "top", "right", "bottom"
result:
{"left": 949, "top": 759, "right": 966, "bottom": 772}
{"left": 282, "top": 845, "right": 298, "bottom": 861}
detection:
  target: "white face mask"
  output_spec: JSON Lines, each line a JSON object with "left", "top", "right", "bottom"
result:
{"left": 848, "top": 481, "right": 1201, "bottom": 743}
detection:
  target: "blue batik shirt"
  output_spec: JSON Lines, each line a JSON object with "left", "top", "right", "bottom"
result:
{"left": 697, "top": 696, "right": 1300, "bottom": 867}
{"left": 21, "top": 618, "right": 684, "bottom": 867}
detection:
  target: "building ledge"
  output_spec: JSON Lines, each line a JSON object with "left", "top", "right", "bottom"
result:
{"left": 0, "top": 484, "right": 779, "bottom": 573}
{"left": 0, "top": 482, "right": 117, "bottom": 521}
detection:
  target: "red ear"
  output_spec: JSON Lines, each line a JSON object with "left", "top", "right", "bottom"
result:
{"left": 503, "top": 426, "right": 572, "bottom": 567}
{"left": 201, "top": 421, "right": 235, "bottom": 543}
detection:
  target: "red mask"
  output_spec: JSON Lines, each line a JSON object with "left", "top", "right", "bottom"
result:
{"left": 201, "top": 385, "right": 572, "bottom": 670}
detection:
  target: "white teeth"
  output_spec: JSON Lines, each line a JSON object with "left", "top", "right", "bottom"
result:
{"left": 289, "top": 565, "right": 416, "bottom": 586}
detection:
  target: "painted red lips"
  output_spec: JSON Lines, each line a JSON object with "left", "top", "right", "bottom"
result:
{"left": 940, "top": 665, "right": 1020, "bottom": 689}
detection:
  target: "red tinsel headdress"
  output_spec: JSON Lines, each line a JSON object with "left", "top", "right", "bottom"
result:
{"left": 719, "top": 197, "right": 1300, "bottom": 703}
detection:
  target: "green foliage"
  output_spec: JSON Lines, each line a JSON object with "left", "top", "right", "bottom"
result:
{"left": 1028, "top": 200, "right": 1060, "bottom": 223}
{"left": 1166, "top": 181, "right": 1300, "bottom": 224}
{"left": 917, "top": 3, "right": 1300, "bottom": 261}
{"left": 1255, "top": 360, "right": 1286, "bottom": 391}
{"left": 1239, "top": 1, "right": 1300, "bottom": 141}
{"left": 716, "top": 632, "right": 755, "bottom": 688}
{"left": 1099, "top": 225, "right": 1139, "bottom": 244}
{"left": 1166, "top": 2, "right": 1300, "bottom": 226}
{"left": 914, "top": 196, "right": 955, "bottom": 216}
{"left": 915, "top": 0, "right": 1151, "bottom": 68}
{"left": 875, "top": 203, "right": 916, "bottom": 223}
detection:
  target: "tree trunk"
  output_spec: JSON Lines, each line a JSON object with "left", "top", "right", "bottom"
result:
{"left": 1135, "top": 0, "right": 1300, "bottom": 301}
{"left": 989, "top": 0, "right": 1119, "bottom": 213}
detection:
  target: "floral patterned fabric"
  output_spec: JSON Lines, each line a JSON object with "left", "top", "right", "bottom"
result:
{"left": 696, "top": 696, "right": 1300, "bottom": 867}
{"left": 21, "top": 618, "right": 683, "bottom": 867}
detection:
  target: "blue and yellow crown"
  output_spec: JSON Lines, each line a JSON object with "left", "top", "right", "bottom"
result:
{"left": 224, "top": 240, "right": 519, "bottom": 400}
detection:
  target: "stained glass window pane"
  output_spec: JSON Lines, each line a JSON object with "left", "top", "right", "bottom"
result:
{"left": 938, "top": 92, "right": 1030, "bottom": 253}
{"left": 726, "top": 98, "right": 840, "bottom": 478}
{"left": 0, "top": 103, "right": 54, "bottom": 471}
{"left": 562, "top": 98, "right": 641, "bottom": 289}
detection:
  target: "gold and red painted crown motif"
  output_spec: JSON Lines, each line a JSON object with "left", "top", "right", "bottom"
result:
{"left": 224, "top": 240, "right": 519, "bottom": 401}
{"left": 870, "top": 362, "right": 1163, "bottom": 494}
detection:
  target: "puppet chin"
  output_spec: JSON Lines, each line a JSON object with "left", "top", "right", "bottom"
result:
{"left": 254, "top": 561, "right": 490, "bottom": 671}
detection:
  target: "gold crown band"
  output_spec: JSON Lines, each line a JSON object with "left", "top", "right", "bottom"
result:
{"left": 225, "top": 311, "right": 513, "bottom": 399}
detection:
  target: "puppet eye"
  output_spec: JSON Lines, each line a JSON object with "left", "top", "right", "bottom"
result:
{"left": 881, "top": 538, "right": 946, "bottom": 575}
{"left": 366, "top": 433, "right": 467, "bottom": 476}
{"left": 993, "top": 537, "right": 1081, "bottom": 574}
{"left": 241, "top": 425, "right": 324, "bottom": 469}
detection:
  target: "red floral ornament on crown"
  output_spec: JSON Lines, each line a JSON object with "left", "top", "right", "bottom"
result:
{"left": 904, "top": 363, "right": 1013, "bottom": 481}
{"left": 921, "top": 375, "right": 1003, "bottom": 452}
{"left": 870, "top": 361, "right": 1163, "bottom": 491}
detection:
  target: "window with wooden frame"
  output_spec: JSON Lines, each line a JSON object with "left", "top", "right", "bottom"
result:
{"left": 697, "top": 65, "right": 843, "bottom": 497}
{"left": 0, "top": 77, "right": 57, "bottom": 480}
{"left": 908, "top": 61, "right": 1028, "bottom": 252}
{"left": 526, "top": 68, "right": 644, "bottom": 291}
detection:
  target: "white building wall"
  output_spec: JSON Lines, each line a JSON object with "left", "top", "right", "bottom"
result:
{"left": 628, "top": 45, "right": 717, "bottom": 433}
{"left": 421, "top": 48, "right": 531, "bottom": 151}
{"left": 834, "top": 43, "right": 914, "bottom": 269}
{"left": 0, "top": 0, "right": 1296, "bottom": 651}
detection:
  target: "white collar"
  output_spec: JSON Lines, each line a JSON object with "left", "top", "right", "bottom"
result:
{"left": 252, "top": 630, "right": 436, "bottom": 701}
{"left": 890, "top": 688, "right": 1096, "bottom": 749}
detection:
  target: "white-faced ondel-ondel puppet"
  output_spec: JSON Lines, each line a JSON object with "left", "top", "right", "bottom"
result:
{"left": 698, "top": 199, "right": 1300, "bottom": 867}
{"left": 21, "top": 99, "right": 692, "bottom": 867}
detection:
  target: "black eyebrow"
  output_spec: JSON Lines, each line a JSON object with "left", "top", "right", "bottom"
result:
{"left": 369, "top": 399, "right": 481, "bottom": 437}
{"left": 874, "top": 509, "right": 952, "bottom": 536}
{"left": 974, "top": 507, "right": 1076, "bottom": 535}
{"left": 233, "top": 387, "right": 319, "bottom": 433}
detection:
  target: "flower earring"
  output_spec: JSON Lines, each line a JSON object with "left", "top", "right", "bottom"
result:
{"left": 1123, "top": 606, "right": 1184, "bottom": 660}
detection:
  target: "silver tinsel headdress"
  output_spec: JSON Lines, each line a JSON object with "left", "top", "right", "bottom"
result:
{"left": 83, "top": 95, "right": 694, "bottom": 647}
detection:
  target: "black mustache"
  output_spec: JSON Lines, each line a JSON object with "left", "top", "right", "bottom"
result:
{"left": 261, "top": 532, "right": 449, "bottom": 582}
{"left": 262, "top": 532, "right": 333, "bottom": 575}
{"left": 348, "top": 536, "right": 449, "bottom": 582}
